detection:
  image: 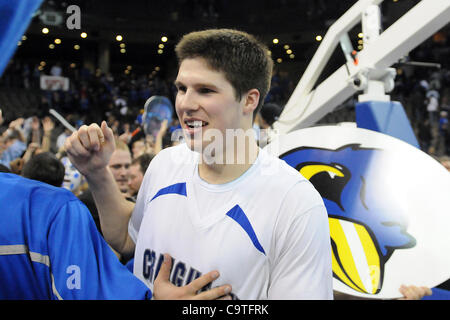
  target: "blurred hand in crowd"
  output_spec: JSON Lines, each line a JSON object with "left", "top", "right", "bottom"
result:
{"left": 9, "top": 117, "right": 24, "bottom": 130}
{"left": 42, "top": 116, "right": 54, "bottom": 133}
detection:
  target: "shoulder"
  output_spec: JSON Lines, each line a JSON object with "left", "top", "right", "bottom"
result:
{"left": 258, "top": 148, "right": 312, "bottom": 189}
{"left": 148, "top": 143, "right": 197, "bottom": 173}
{"left": 1, "top": 172, "right": 74, "bottom": 199}
{"left": 155, "top": 143, "right": 195, "bottom": 161}
{"left": 257, "top": 150, "right": 325, "bottom": 213}
{"left": 0, "top": 173, "right": 92, "bottom": 245}
{"left": 1, "top": 173, "right": 84, "bottom": 217}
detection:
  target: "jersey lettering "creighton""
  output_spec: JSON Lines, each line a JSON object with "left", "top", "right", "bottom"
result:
{"left": 129, "top": 144, "right": 333, "bottom": 299}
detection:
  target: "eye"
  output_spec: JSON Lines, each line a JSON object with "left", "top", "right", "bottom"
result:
{"left": 175, "top": 85, "right": 186, "bottom": 93}
{"left": 198, "top": 87, "right": 215, "bottom": 94}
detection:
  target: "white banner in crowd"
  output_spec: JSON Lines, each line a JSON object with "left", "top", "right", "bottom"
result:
{"left": 265, "top": 125, "right": 450, "bottom": 299}
{"left": 40, "top": 75, "right": 70, "bottom": 91}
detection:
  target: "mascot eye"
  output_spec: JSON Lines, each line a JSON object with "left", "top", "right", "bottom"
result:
{"left": 297, "top": 163, "right": 351, "bottom": 211}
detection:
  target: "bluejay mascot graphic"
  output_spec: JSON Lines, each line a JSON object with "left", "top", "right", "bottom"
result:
{"left": 280, "top": 144, "right": 416, "bottom": 294}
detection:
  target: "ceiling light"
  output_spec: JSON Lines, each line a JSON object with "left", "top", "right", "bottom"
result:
{"left": 358, "top": 33, "right": 364, "bottom": 38}
{"left": 158, "top": 44, "right": 164, "bottom": 49}
{"left": 42, "top": 28, "right": 49, "bottom": 34}
{"left": 157, "top": 49, "right": 163, "bottom": 54}
{"left": 273, "top": 38, "right": 279, "bottom": 44}
{"left": 161, "top": 36, "right": 168, "bottom": 42}
{"left": 120, "top": 43, "right": 126, "bottom": 48}
{"left": 116, "top": 35, "right": 123, "bottom": 41}
{"left": 120, "top": 48, "right": 126, "bottom": 53}
{"left": 54, "top": 38, "right": 61, "bottom": 44}
{"left": 80, "top": 32, "right": 87, "bottom": 38}
{"left": 315, "top": 35, "right": 323, "bottom": 42}
{"left": 276, "top": 58, "right": 282, "bottom": 63}
{"left": 49, "top": 44, "right": 55, "bottom": 49}
{"left": 74, "top": 44, "right": 80, "bottom": 50}
{"left": 283, "top": 45, "right": 290, "bottom": 50}
{"left": 286, "top": 49, "right": 292, "bottom": 55}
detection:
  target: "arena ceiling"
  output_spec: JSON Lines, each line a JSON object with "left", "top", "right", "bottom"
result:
{"left": 15, "top": 0, "right": 429, "bottom": 79}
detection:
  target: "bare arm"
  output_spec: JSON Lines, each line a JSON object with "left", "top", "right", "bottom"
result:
{"left": 84, "top": 166, "right": 136, "bottom": 257}
{"left": 64, "top": 121, "right": 135, "bottom": 256}
{"left": 40, "top": 116, "right": 54, "bottom": 152}
{"left": 154, "top": 119, "right": 168, "bottom": 155}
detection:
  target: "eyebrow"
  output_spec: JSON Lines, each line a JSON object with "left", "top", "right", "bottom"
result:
{"left": 174, "top": 80, "right": 219, "bottom": 90}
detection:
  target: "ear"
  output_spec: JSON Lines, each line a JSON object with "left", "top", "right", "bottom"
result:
{"left": 242, "top": 89, "right": 260, "bottom": 116}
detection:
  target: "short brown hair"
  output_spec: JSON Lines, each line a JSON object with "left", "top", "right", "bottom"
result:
{"left": 131, "top": 153, "right": 154, "bottom": 175}
{"left": 115, "top": 139, "right": 130, "bottom": 153}
{"left": 175, "top": 29, "right": 273, "bottom": 120}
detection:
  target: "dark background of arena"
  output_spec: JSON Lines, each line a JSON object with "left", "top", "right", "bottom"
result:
{"left": 0, "top": 0, "right": 449, "bottom": 156}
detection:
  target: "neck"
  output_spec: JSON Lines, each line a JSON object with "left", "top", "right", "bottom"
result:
{"left": 198, "top": 136, "right": 259, "bottom": 185}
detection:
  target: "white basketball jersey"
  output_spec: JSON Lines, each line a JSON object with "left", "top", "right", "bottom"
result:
{"left": 129, "top": 144, "right": 332, "bottom": 299}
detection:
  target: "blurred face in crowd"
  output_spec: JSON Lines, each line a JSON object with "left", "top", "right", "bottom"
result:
{"left": 132, "top": 139, "right": 146, "bottom": 159}
{"left": 128, "top": 163, "right": 144, "bottom": 196}
{"left": 108, "top": 149, "right": 131, "bottom": 194}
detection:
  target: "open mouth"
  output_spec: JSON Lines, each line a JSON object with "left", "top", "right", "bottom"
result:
{"left": 184, "top": 120, "right": 209, "bottom": 129}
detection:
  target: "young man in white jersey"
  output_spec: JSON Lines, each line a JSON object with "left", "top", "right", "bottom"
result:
{"left": 65, "top": 29, "right": 333, "bottom": 299}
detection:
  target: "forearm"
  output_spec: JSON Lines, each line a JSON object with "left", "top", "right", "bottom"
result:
{"left": 31, "top": 130, "right": 41, "bottom": 144}
{"left": 85, "top": 166, "right": 135, "bottom": 255}
{"left": 41, "top": 132, "right": 51, "bottom": 152}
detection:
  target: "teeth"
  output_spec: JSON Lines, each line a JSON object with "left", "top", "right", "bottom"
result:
{"left": 186, "top": 120, "right": 205, "bottom": 128}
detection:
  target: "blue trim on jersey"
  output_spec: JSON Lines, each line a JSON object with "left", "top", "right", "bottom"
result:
{"left": 226, "top": 205, "right": 266, "bottom": 255}
{"left": 150, "top": 182, "right": 187, "bottom": 202}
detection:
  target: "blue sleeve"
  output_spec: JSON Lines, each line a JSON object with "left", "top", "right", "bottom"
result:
{"left": 47, "top": 199, "right": 151, "bottom": 300}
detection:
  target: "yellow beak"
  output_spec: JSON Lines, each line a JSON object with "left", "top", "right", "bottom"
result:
{"left": 329, "top": 217, "right": 381, "bottom": 294}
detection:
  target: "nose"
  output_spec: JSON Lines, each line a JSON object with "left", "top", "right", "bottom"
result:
{"left": 119, "top": 166, "right": 129, "bottom": 178}
{"left": 176, "top": 88, "right": 199, "bottom": 114}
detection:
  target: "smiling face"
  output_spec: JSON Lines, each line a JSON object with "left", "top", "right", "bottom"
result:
{"left": 108, "top": 149, "right": 132, "bottom": 194}
{"left": 175, "top": 57, "right": 256, "bottom": 155}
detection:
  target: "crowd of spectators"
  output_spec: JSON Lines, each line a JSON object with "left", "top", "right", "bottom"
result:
{"left": 0, "top": 32, "right": 448, "bottom": 209}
